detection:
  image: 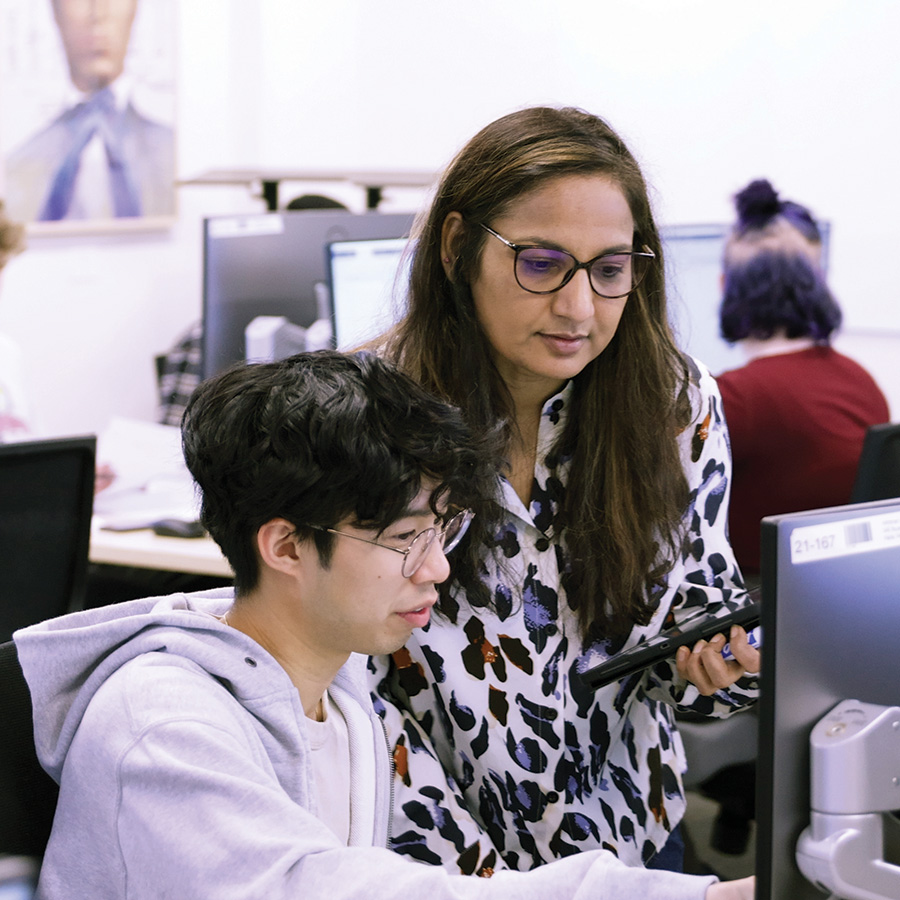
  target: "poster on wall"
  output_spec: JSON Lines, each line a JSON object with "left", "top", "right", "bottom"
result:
{"left": 0, "top": 0, "right": 177, "bottom": 233}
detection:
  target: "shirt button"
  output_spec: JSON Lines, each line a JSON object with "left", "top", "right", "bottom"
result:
{"left": 546, "top": 791, "right": 559, "bottom": 803}
{"left": 535, "top": 537, "right": 550, "bottom": 551}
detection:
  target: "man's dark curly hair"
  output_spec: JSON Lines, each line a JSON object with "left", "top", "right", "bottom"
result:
{"left": 182, "top": 350, "right": 502, "bottom": 596}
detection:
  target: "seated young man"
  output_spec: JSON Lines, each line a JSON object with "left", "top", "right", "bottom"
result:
{"left": 15, "top": 351, "right": 752, "bottom": 899}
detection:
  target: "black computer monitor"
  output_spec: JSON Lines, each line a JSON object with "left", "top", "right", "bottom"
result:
{"left": 756, "top": 497, "right": 900, "bottom": 899}
{"left": 201, "top": 209, "right": 415, "bottom": 379}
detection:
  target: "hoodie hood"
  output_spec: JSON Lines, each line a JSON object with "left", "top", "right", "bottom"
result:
{"left": 14, "top": 588, "right": 374, "bottom": 784}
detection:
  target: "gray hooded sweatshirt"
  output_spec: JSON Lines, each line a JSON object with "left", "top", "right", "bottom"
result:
{"left": 16, "top": 589, "right": 718, "bottom": 900}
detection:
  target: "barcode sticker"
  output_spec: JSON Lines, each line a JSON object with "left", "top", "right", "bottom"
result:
{"left": 790, "top": 512, "right": 900, "bottom": 564}
{"left": 844, "top": 521, "right": 873, "bottom": 546}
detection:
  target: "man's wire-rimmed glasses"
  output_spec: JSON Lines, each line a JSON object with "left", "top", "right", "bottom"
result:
{"left": 480, "top": 223, "right": 655, "bottom": 298}
{"left": 309, "top": 509, "right": 474, "bottom": 578}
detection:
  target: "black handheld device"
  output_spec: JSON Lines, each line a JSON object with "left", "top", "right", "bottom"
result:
{"left": 579, "top": 593, "right": 761, "bottom": 692}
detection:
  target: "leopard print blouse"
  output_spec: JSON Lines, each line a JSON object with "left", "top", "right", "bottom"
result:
{"left": 370, "top": 357, "right": 758, "bottom": 874}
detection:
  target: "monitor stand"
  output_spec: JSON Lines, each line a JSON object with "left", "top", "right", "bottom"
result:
{"left": 797, "top": 700, "right": 900, "bottom": 900}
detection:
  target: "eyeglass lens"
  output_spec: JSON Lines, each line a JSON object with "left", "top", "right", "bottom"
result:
{"left": 515, "top": 248, "right": 644, "bottom": 298}
{"left": 401, "top": 510, "right": 471, "bottom": 577}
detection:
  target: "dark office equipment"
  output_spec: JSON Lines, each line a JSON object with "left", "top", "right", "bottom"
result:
{"left": 756, "top": 496, "right": 900, "bottom": 899}
{"left": 201, "top": 209, "right": 415, "bottom": 379}
{"left": 580, "top": 594, "right": 760, "bottom": 691}
{"left": 150, "top": 518, "right": 206, "bottom": 539}
{"left": 849, "top": 421, "right": 900, "bottom": 503}
{"left": 0, "top": 436, "right": 96, "bottom": 643}
{"left": 0, "top": 639, "right": 59, "bottom": 863}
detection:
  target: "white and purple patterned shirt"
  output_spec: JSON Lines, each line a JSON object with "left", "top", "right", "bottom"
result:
{"left": 370, "top": 356, "right": 757, "bottom": 874}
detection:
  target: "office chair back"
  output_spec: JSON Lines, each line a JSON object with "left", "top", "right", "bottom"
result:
{"left": 0, "top": 435, "right": 96, "bottom": 643}
{"left": 0, "top": 639, "right": 59, "bottom": 861}
{"left": 850, "top": 422, "right": 900, "bottom": 503}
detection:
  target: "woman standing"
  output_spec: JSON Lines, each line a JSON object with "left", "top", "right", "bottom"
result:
{"left": 370, "top": 106, "right": 759, "bottom": 876}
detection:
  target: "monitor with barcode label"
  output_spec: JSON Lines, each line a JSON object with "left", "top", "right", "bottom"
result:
{"left": 755, "top": 497, "right": 900, "bottom": 899}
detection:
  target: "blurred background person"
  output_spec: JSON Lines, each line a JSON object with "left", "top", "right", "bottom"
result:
{"left": 5, "top": 0, "right": 174, "bottom": 223}
{"left": 0, "top": 201, "right": 31, "bottom": 442}
{"left": 689, "top": 180, "right": 891, "bottom": 863}
{"left": 0, "top": 200, "right": 119, "bottom": 502}
{"left": 716, "top": 178, "right": 890, "bottom": 584}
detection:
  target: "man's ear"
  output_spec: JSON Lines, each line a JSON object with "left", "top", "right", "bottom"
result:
{"left": 256, "top": 518, "right": 303, "bottom": 577}
{"left": 441, "top": 212, "right": 465, "bottom": 279}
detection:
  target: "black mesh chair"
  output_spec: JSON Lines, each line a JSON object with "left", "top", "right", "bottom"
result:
{"left": 0, "top": 436, "right": 96, "bottom": 643}
{"left": 678, "top": 588, "right": 762, "bottom": 870}
{"left": 850, "top": 422, "right": 900, "bottom": 503}
{"left": 0, "top": 640, "right": 59, "bottom": 887}
{"left": 0, "top": 437, "right": 94, "bottom": 893}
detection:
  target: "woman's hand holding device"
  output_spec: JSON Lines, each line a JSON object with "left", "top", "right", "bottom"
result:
{"left": 676, "top": 624, "right": 761, "bottom": 696}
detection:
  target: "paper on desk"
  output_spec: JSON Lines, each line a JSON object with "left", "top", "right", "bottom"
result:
{"left": 92, "top": 417, "right": 200, "bottom": 529}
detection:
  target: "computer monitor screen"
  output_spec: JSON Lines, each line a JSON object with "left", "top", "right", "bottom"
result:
{"left": 327, "top": 236, "right": 411, "bottom": 350}
{"left": 201, "top": 210, "right": 415, "bottom": 379}
{"left": 756, "top": 497, "right": 900, "bottom": 899}
{"left": 661, "top": 221, "right": 830, "bottom": 377}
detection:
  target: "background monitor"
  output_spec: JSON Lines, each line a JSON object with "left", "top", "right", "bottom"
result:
{"left": 326, "top": 235, "right": 411, "bottom": 350}
{"left": 201, "top": 209, "right": 415, "bottom": 379}
{"left": 756, "top": 497, "right": 900, "bottom": 899}
{"left": 661, "top": 221, "right": 831, "bottom": 378}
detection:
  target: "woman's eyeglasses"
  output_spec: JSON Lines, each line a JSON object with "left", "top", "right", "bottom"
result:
{"left": 480, "top": 223, "right": 655, "bottom": 299}
{"left": 309, "top": 509, "right": 474, "bottom": 578}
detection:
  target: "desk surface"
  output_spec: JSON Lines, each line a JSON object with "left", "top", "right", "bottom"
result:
{"left": 89, "top": 522, "right": 232, "bottom": 578}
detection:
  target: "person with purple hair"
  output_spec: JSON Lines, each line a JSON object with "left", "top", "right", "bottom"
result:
{"left": 716, "top": 179, "right": 890, "bottom": 581}
{"left": 690, "top": 181, "right": 890, "bottom": 862}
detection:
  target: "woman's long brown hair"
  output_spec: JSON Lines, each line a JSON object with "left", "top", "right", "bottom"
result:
{"left": 382, "top": 106, "right": 693, "bottom": 641}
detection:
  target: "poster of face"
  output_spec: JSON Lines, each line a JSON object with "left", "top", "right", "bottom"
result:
{"left": 0, "top": 0, "right": 177, "bottom": 231}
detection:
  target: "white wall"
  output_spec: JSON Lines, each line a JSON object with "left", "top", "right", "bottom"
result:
{"left": 2, "top": 0, "right": 899, "bottom": 438}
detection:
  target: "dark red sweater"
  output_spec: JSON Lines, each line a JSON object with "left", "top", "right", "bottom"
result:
{"left": 716, "top": 346, "right": 890, "bottom": 574}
